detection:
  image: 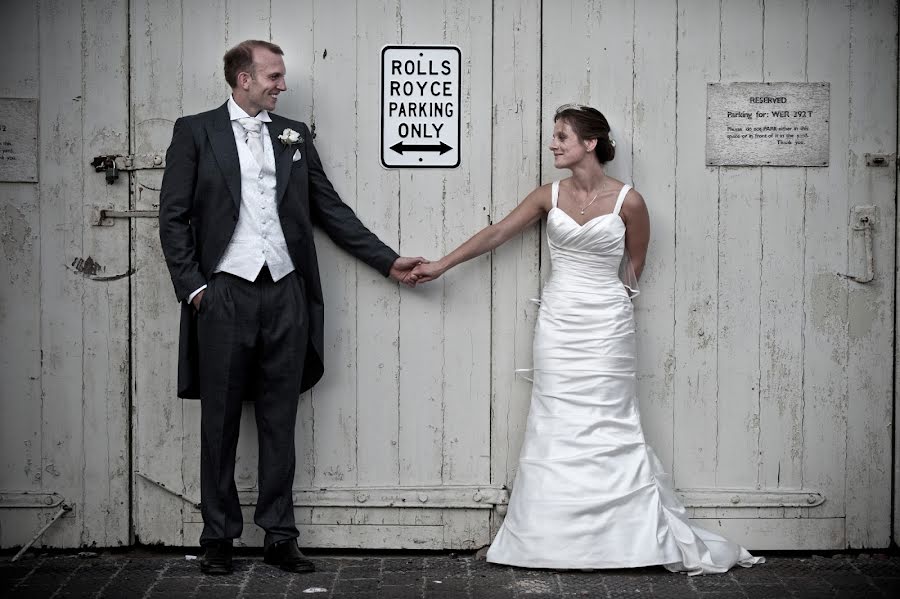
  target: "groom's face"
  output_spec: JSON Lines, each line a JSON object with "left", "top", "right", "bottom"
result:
{"left": 243, "top": 48, "right": 287, "bottom": 114}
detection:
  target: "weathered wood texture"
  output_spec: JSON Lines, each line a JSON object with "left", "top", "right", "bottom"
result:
{"left": 489, "top": 0, "right": 542, "bottom": 538}
{"left": 538, "top": 0, "right": 893, "bottom": 550}
{"left": 0, "top": 0, "right": 130, "bottom": 548}
{"left": 2, "top": 0, "right": 895, "bottom": 551}
{"left": 129, "top": 0, "right": 495, "bottom": 549}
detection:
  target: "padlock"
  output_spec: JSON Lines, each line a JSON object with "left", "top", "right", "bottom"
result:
{"left": 105, "top": 160, "right": 119, "bottom": 185}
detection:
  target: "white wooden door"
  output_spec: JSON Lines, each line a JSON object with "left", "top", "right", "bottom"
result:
{"left": 129, "top": 0, "right": 500, "bottom": 549}
{"left": 127, "top": 0, "right": 894, "bottom": 551}
{"left": 0, "top": 1, "right": 130, "bottom": 549}
{"left": 535, "top": 0, "right": 895, "bottom": 549}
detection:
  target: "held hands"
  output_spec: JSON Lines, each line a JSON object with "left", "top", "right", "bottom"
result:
{"left": 409, "top": 260, "right": 446, "bottom": 284}
{"left": 389, "top": 256, "right": 430, "bottom": 287}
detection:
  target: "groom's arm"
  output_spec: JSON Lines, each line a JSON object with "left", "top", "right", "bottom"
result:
{"left": 159, "top": 117, "right": 206, "bottom": 302}
{"left": 301, "top": 123, "right": 400, "bottom": 276}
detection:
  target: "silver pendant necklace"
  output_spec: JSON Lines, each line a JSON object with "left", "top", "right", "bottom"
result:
{"left": 579, "top": 191, "right": 601, "bottom": 215}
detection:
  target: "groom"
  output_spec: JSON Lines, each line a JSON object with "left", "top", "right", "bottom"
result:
{"left": 159, "top": 39, "right": 422, "bottom": 575}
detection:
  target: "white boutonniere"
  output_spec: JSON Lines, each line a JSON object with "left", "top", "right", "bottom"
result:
{"left": 278, "top": 128, "right": 303, "bottom": 146}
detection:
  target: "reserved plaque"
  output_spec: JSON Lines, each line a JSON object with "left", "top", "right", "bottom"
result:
{"left": 0, "top": 98, "right": 38, "bottom": 182}
{"left": 706, "top": 82, "right": 829, "bottom": 167}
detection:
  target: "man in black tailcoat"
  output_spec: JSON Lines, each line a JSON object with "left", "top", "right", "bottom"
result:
{"left": 159, "top": 39, "right": 423, "bottom": 575}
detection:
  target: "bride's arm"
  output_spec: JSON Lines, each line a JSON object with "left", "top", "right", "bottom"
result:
{"left": 412, "top": 185, "right": 550, "bottom": 283}
{"left": 620, "top": 189, "right": 650, "bottom": 279}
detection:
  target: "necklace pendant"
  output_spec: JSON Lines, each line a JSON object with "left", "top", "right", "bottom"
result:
{"left": 580, "top": 209, "right": 585, "bottom": 215}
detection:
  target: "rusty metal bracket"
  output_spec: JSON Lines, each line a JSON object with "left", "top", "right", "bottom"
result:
{"left": 865, "top": 153, "right": 893, "bottom": 167}
{"left": 91, "top": 153, "right": 166, "bottom": 172}
{"left": 10, "top": 503, "right": 73, "bottom": 562}
{"left": 91, "top": 208, "right": 159, "bottom": 226}
{"left": 839, "top": 206, "right": 877, "bottom": 283}
{"left": 677, "top": 488, "right": 825, "bottom": 508}
{"left": 0, "top": 491, "right": 66, "bottom": 509}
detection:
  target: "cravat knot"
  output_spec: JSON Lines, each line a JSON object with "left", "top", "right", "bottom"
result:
{"left": 237, "top": 117, "right": 266, "bottom": 166}
{"left": 238, "top": 117, "right": 263, "bottom": 139}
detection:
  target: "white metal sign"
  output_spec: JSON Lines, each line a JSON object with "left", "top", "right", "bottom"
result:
{"left": 706, "top": 82, "right": 830, "bottom": 166}
{"left": 381, "top": 45, "right": 461, "bottom": 169}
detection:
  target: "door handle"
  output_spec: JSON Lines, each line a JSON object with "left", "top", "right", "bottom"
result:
{"left": 91, "top": 208, "right": 159, "bottom": 227}
{"left": 839, "top": 205, "right": 876, "bottom": 284}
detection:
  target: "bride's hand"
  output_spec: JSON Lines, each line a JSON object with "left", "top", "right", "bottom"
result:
{"left": 410, "top": 261, "right": 446, "bottom": 284}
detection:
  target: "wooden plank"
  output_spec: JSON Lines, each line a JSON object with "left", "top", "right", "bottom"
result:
{"left": 489, "top": 0, "right": 541, "bottom": 538}
{"left": 182, "top": 1, "right": 229, "bottom": 116}
{"left": 693, "top": 517, "right": 845, "bottom": 551}
{"left": 355, "top": 0, "right": 403, "bottom": 488}
{"left": 896, "top": 10, "right": 900, "bottom": 550}
{"left": 130, "top": 0, "right": 187, "bottom": 546}
{"left": 892, "top": 8, "right": 900, "bottom": 545}
{"left": 845, "top": 0, "right": 895, "bottom": 548}
{"left": 79, "top": 0, "right": 131, "bottom": 547}
{"left": 540, "top": 0, "right": 635, "bottom": 284}
{"left": 715, "top": 0, "right": 763, "bottom": 490}
{"left": 0, "top": 1, "right": 43, "bottom": 549}
{"left": 297, "top": 524, "right": 445, "bottom": 549}
{"left": 270, "top": 0, "right": 316, "bottom": 488}
{"left": 632, "top": 0, "right": 677, "bottom": 474}
{"left": 37, "top": 0, "right": 86, "bottom": 548}
{"left": 801, "top": 0, "right": 850, "bottom": 523}
{"left": 542, "top": 0, "right": 635, "bottom": 184}
{"left": 0, "top": 0, "right": 42, "bottom": 543}
{"left": 186, "top": 518, "right": 446, "bottom": 549}
{"left": 440, "top": 0, "right": 492, "bottom": 492}
{"left": 224, "top": 0, "right": 269, "bottom": 45}
{"left": 176, "top": 0, "right": 232, "bottom": 526}
{"left": 441, "top": 510, "right": 491, "bottom": 550}
{"left": 396, "top": 0, "right": 447, "bottom": 488}
{"left": 221, "top": 0, "right": 270, "bottom": 505}
{"left": 758, "top": 0, "right": 807, "bottom": 495}
{"left": 308, "top": 0, "right": 360, "bottom": 490}
{"left": 672, "top": 0, "right": 721, "bottom": 491}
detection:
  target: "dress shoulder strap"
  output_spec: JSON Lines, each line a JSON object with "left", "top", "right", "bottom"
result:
{"left": 613, "top": 184, "right": 632, "bottom": 216}
{"left": 551, "top": 181, "right": 560, "bottom": 208}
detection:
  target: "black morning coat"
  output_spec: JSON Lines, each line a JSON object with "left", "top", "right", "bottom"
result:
{"left": 159, "top": 102, "right": 399, "bottom": 398}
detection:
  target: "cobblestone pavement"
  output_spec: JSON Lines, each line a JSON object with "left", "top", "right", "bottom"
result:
{"left": 1, "top": 551, "right": 899, "bottom": 598}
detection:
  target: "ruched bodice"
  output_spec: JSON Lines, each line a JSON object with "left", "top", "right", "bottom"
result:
{"left": 486, "top": 181, "right": 762, "bottom": 575}
{"left": 548, "top": 210, "right": 625, "bottom": 283}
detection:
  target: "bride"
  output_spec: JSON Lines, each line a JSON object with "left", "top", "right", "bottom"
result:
{"left": 409, "top": 104, "right": 763, "bottom": 574}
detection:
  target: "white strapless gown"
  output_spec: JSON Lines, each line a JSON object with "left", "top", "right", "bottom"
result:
{"left": 486, "top": 182, "right": 763, "bottom": 575}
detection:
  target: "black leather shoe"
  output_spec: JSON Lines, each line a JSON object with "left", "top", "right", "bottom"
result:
{"left": 200, "top": 541, "right": 233, "bottom": 575}
{"left": 263, "top": 539, "right": 315, "bottom": 573}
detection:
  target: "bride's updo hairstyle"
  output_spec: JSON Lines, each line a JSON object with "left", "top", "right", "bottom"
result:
{"left": 554, "top": 104, "right": 616, "bottom": 164}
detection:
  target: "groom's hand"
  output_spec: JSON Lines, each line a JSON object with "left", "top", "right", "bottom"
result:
{"left": 191, "top": 290, "right": 205, "bottom": 310}
{"left": 390, "top": 256, "right": 428, "bottom": 287}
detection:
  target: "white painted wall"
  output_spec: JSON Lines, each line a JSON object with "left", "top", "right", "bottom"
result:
{"left": 0, "top": 0, "right": 894, "bottom": 550}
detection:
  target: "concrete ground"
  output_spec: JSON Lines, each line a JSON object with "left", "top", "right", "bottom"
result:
{"left": 1, "top": 550, "right": 899, "bottom": 598}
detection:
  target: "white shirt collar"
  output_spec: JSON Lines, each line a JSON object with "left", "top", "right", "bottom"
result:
{"left": 228, "top": 95, "right": 272, "bottom": 123}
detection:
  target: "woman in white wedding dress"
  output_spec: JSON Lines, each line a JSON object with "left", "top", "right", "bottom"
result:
{"left": 410, "top": 104, "right": 763, "bottom": 575}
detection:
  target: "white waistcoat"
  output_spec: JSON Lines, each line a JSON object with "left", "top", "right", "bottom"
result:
{"left": 215, "top": 115, "right": 295, "bottom": 282}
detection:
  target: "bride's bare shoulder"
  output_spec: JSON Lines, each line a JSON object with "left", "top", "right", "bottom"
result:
{"left": 521, "top": 182, "right": 555, "bottom": 211}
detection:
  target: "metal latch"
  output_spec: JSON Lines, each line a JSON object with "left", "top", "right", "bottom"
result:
{"left": 839, "top": 206, "right": 876, "bottom": 283}
{"left": 91, "top": 153, "right": 166, "bottom": 184}
{"left": 91, "top": 155, "right": 119, "bottom": 184}
{"left": 864, "top": 153, "right": 892, "bottom": 167}
{"left": 91, "top": 208, "right": 159, "bottom": 226}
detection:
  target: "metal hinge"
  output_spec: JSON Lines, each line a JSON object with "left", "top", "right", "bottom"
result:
{"left": 91, "top": 153, "right": 166, "bottom": 184}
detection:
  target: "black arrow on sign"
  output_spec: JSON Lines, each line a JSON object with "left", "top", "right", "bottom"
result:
{"left": 390, "top": 141, "right": 453, "bottom": 155}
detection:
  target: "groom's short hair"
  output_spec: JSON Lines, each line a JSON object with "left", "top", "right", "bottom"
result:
{"left": 224, "top": 40, "right": 284, "bottom": 88}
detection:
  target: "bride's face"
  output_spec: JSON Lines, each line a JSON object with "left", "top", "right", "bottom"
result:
{"left": 549, "top": 119, "right": 596, "bottom": 169}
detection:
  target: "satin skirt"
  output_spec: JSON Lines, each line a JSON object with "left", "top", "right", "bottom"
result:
{"left": 486, "top": 281, "right": 763, "bottom": 574}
